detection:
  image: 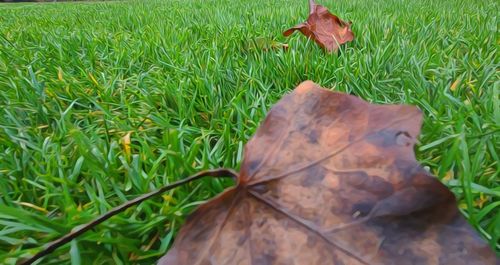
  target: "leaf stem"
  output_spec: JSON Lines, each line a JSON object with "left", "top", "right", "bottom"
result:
{"left": 309, "top": 0, "right": 316, "bottom": 14}
{"left": 21, "top": 168, "right": 238, "bottom": 265}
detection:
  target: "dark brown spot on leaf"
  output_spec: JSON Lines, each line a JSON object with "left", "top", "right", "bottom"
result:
{"left": 301, "top": 166, "right": 326, "bottom": 187}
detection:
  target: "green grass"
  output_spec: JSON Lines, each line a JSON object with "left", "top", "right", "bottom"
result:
{"left": 0, "top": 0, "right": 498, "bottom": 263}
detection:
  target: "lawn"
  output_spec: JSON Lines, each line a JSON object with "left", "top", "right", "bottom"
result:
{"left": 0, "top": 0, "right": 498, "bottom": 263}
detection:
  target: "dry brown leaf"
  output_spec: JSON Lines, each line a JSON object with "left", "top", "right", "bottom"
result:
{"left": 159, "top": 81, "right": 497, "bottom": 265}
{"left": 283, "top": 0, "right": 354, "bottom": 52}
{"left": 246, "top": 37, "right": 289, "bottom": 52}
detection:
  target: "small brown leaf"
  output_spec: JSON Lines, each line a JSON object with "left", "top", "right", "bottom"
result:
{"left": 284, "top": 0, "right": 354, "bottom": 52}
{"left": 246, "top": 37, "right": 289, "bottom": 52}
{"left": 450, "top": 78, "right": 461, "bottom": 92}
{"left": 159, "top": 81, "right": 497, "bottom": 264}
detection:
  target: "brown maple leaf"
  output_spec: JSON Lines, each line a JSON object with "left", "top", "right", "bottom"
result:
{"left": 283, "top": 0, "right": 354, "bottom": 52}
{"left": 159, "top": 81, "right": 497, "bottom": 265}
